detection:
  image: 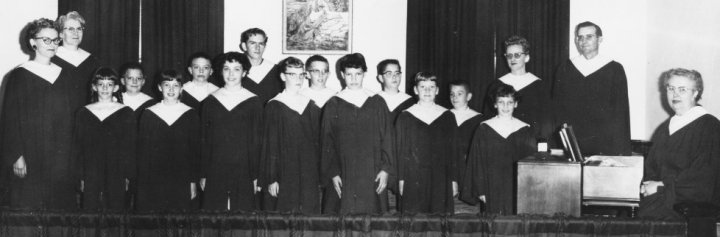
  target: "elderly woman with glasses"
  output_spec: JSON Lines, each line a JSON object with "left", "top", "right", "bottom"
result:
{"left": 0, "top": 18, "right": 79, "bottom": 210}
{"left": 53, "top": 11, "right": 101, "bottom": 107}
{"left": 639, "top": 68, "right": 720, "bottom": 220}
{"left": 482, "top": 35, "right": 550, "bottom": 141}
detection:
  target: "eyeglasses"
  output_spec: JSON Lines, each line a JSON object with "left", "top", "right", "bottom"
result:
{"left": 308, "top": 69, "right": 328, "bottom": 75}
{"left": 64, "top": 27, "right": 85, "bottom": 33}
{"left": 504, "top": 52, "right": 525, "bottom": 59}
{"left": 383, "top": 71, "right": 402, "bottom": 78}
{"left": 666, "top": 86, "right": 695, "bottom": 94}
{"left": 34, "top": 37, "right": 62, "bottom": 45}
{"left": 283, "top": 72, "right": 307, "bottom": 78}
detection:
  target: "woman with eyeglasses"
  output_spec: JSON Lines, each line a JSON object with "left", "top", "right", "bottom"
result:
{"left": 638, "top": 68, "right": 720, "bottom": 220}
{"left": 482, "top": 35, "right": 550, "bottom": 140}
{"left": 0, "top": 18, "right": 79, "bottom": 210}
{"left": 53, "top": 11, "right": 101, "bottom": 107}
{"left": 199, "top": 52, "right": 263, "bottom": 211}
{"left": 259, "top": 57, "right": 322, "bottom": 214}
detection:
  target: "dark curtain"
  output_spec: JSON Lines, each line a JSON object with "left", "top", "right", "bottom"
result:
{"left": 58, "top": 0, "right": 140, "bottom": 71}
{"left": 141, "top": 0, "right": 224, "bottom": 96}
{"left": 406, "top": 0, "right": 569, "bottom": 110}
{"left": 0, "top": 210, "right": 687, "bottom": 237}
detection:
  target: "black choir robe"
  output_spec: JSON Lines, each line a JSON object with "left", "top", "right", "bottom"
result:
{"left": 200, "top": 95, "right": 263, "bottom": 211}
{"left": 242, "top": 65, "right": 283, "bottom": 104}
{"left": 377, "top": 94, "right": 415, "bottom": 124}
{"left": 1, "top": 66, "right": 78, "bottom": 209}
{"left": 452, "top": 114, "right": 485, "bottom": 194}
{"left": 321, "top": 96, "right": 393, "bottom": 214}
{"left": 484, "top": 79, "right": 551, "bottom": 139}
{"left": 461, "top": 124, "right": 535, "bottom": 214}
{"left": 126, "top": 99, "right": 156, "bottom": 122}
{"left": 260, "top": 100, "right": 322, "bottom": 214}
{"left": 73, "top": 106, "right": 136, "bottom": 210}
{"left": 180, "top": 91, "right": 204, "bottom": 111}
{"left": 136, "top": 106, "right": 200, "bottom": 211}
{"left": 552, "top": 60, "right": 631, "bottom": 156}
{"left": 396, "top": 111, "right": 457, "bottom": 214}
{"left": 51, "top": 52, "right": 100, "bottom": 106}
{"left": 639, "top": 114, "right": 720, "bottom": 220}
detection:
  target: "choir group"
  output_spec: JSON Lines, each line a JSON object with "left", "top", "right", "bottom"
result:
{"left": 2, "top": 11, "right": 718, "bottom": 220}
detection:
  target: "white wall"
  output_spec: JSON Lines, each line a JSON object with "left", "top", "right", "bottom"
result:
{"left": 224, "top": 0, "right": 407, "bottom": 92}
{"left": 645, "top": 0, "right": 720, "bottom": 138}
{"left": 570, "top": 0, "right": 649, "bottom": 140}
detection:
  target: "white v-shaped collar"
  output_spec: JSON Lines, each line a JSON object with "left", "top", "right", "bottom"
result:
{"left": 378, "top": 91, "right": 411, "bottom": 111}
{"left": 86, "top": 102, "right": 127, "bottom": 121}
{"left": 183, "top": 81, "right": 219, "bottom": 102}
{"left": 300, "top": 87, "right": 337, "bottom": 108}
{"left": 271, "top": 90, "right": 311, "bottom": 115}
{"left": 450, "top": 107, "right": 481, "bottom": 126}
{"left": 247, "top": 59, "right": 275, "bottom": 84}
{"left": 55, "top": 46, "right": 91, "bottom": 67}
{"left": 336, "top": 88, "right": 375, "bottom": 108}
{"left": 669, "top": 106, "right": 708, "bottom": 135}
{"left": 147, "top": 101, "right": 192, "bottom": 126}
{"left": 123, "top": 92, "right": 153, "bottom": 111}
{"left": 571, "top": 54, "right": 612, "bottom": 77}
{"left": 482, "top": 116, "right": 529, "bottom": 138}
{"left": 20, "top": 61, "right": 62, "bottom": 84}
{"left": 211, "top": 87, "right": 256, "bottom": 111}
{"left": 498, "top": 72, "right": 539, "bottom": 91}
{"left": 405, "top": 103, "right": 447, "bottom": 125}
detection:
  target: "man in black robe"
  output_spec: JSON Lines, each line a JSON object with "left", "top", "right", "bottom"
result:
{"left": 239, "top": 28, "right": 283, "bottom": 104}
{"left": 552, "top": 21, "right": 631, "bottom": 156}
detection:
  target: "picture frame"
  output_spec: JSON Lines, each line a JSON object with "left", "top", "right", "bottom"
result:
{"left": 282, "top": 0, "right": 353, "bottom": 54}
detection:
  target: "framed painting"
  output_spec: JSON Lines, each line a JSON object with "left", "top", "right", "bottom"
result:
{"left": 282, "top": 0, "right": 352, "bottom": 54}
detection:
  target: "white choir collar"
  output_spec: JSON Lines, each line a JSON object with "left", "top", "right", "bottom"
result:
{"left": 669, "top": 106, "right": 708, "bottom": 135}
{"left": 19, "top": 61, "right": 62, "bottom": 84}
{"left": 55, "top": 46, "right": 90, "bottom": 67}
{"left": 405, "top": 103, "right": 447, "bottom": 125}
{"left": 482, "top": 116, "right": 529, "bottom": 138}
{"left": 498, "top": 72, "right": 539, "bottom": 91}
{"left": 123, "top": 92, "right": 154, "bottom": 111}
{"left": 336, "top": 88, "right": 375, "bottom": 108}
{"left": 450, "top": 107, "right": 481, "bottom": 126}
{"left": 300, "top": 87, "right": 337, "bottom": 108}
{"left": 247, "top": 59, "right": 275, "bottom": 84}
{"left": 571, "top": 54, "right": 612, "bottom": 77}
{"left": 211, "top": 87, "right": 256, "bottom": 111}
{"left": 378, "top": 91, "right": 411, "bottom": 111}
{"left": 86, "top": 102, "right": 127, "bottom": 121}
{"left": 271, "top": 90, "right": 311, "bottom": 115}
{"left": 147, "top": 101, "right": 192, "bottom": 126}
{"left": 183, "top": 81, "right": 219, "bottom": 102}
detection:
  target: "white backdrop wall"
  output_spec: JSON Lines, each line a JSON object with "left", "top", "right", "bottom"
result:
{"left": 224, "top": 0, "right": 408, "bottom": 93}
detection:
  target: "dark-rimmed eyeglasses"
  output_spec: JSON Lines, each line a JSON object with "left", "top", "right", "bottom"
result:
{"left": 504, "top": 52, "right": 525, "bottom": 59}
{"left": 34, "top": 37, "right": 62, "bottom": 45}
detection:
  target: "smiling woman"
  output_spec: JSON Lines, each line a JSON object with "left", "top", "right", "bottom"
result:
{"left": 1, "top": 18, "right": 81, "bottom": 210}
{"left": 52, "top": 11, "right": 101, "bottom": 107}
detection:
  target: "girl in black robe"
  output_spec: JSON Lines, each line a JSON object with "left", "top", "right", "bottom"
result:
{"left": 200, "top": 52, "right": 263, "bottom": 211}
{"left": 73, "top": 68, "right": 136, "bottom": 210}
{"left": 119, "top": 62, "right": 156, "bottom": 121}
{"left": 321, "top": 53, "right": 393, "bottom": 214}
{"left": 461, "top": 84, "right": 536, "bottom": 215}
{"left": 136, "top": 70, "right": 200, "bottom": 211}
{"left": 639, "top": 69, "right": 720, "bottom": 220}
{"left": 396, "top": 72, "right": 457, "bottom": 214}
{"left": 1, "top": 18, "right": 78, "bottom": 210}
{"left": 52, "top": 11, "right": 101, "bottom": 107}
{"left": 261, "top": 57, "right": 322, "bottom": 214}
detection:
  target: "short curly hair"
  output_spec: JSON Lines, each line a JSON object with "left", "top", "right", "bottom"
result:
{"left": 661, "top": 68, "right": 704, "bottom": 102}
{"left": 26, "top": 18, "right": 56, "bottom": 50}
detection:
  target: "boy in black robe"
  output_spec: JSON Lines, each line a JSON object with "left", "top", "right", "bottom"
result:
{"left": 239, "top": 28, "right": 283, "bottom": 104}
{"left": 261, "top": 57, "right": 322, "bottom": 214}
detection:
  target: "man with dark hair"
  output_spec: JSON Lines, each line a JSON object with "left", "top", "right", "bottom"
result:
{"left": 551, "top": 21, "right": 631, "bottom": 156}
{"left": 239, "top": 28, "right": 283, "bottom": 103}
